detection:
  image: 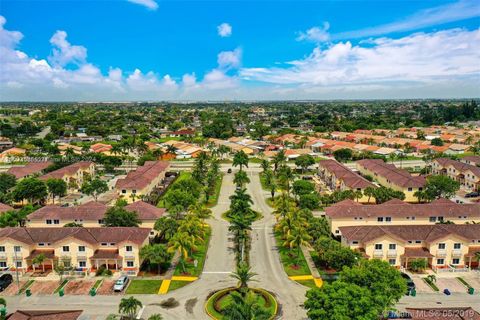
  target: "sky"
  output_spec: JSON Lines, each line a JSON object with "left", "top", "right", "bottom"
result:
{"left": 0, "top": 0, "right": 479, "bottom": 101}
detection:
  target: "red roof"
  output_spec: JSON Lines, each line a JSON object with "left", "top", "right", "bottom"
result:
{"left": 40, "top": 161, "right": 93, "bottom": 180}
{"left": 0, "top": 203, "right": 13, "bottom": 214}
{"left": 7, "top": 162, "right": 52, "bottom": 179}
{"left": 319, "top": 159, "right": 375, "bottom": 189}
{"left": 116, "top": 161, "right": 169, "bottom": 190}
{"left": 357, "top": 159, "right": 425, "bottom": 188}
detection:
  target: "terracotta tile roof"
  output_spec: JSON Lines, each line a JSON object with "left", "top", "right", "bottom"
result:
{"left": 434, "top": 158, "right": 480, "bottom": 177}
{"left": 26, "top": 249, "right": 55, "bottom": 260}
{"left": 115, "top": 161, "right": 169, "bottom": 190}
{"left": 0, "top": 203, "right": 14, "bottom": 214}
{"left": 461, "top": 156, "right": 480, "bottom": 163}
{"left": 356, "top": 159, "right": 425, "bottom": 188}
{"left": 319, "top": 159, "right": 375, "bottom": 189}
{"left": 404, "top": 307, "right": 480, "bottom": 320}
{"left": 466, "top": 246, "right": 480, "bottom": 258}
{"left": 125, "top": 201, "right": 166, "bottom": 220}
{"left": 28, "top": 201, "right": 108, "bottom": 221}
{"left": 339, "top": 224, "right": 480, "bottom": 244}
{"left": 0, "top": 227, "right": 151, "bottom": 246}
{"left": 7, "top": 162, "right": 53, "bottom": 179}
{"left": 326, "top": 197, "right": 480, "bottom": 219}
{"left": 403, "top": 247, "right": 434, "bottom": 258}
{"left": 91, "top": 249, "right": 121, "bottom": 259}
{"left": 40, "top": 161, "right": 93, "bottom": 180}
{"left": 7, "top": 310, "right": 83, "bottom": 320}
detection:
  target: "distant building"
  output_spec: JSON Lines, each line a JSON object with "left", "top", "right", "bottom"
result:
{"left": 7, "top": 161, "right": 52, "bottom": 179}
{"left": 432, "top": 158, "right": 480, "bottom": 191}
{"left": 40, "top": 161, "right": 95, "bottom": 192}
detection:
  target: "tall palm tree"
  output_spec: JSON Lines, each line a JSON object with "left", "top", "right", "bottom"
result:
{"left": 277, "top": 165, "right": 294, "bottom": 195}
{"left": 230, "top": 262, "right": 257, "bottom": 295}
{"left": 260, "top": 159, "right": 270, "bottom": 173}
{"left": 264, "top": 170, "right": 276, "bottom": 199}
{"left": 363, "top": 186, "right": 376, "bottom": 203}
{"left": 272, "top": 149, "right": 286, "bottom": 172}
{"left": 234, "top": 170, "right": 250, "bottom": 187}
{"left": 154, "top": 217, "right": 179, "bottom": 241}
{"left": 233, "top": 151, "right": 249, "bottom": 171}
{"left": 188, "top": 202, "right": 212, "bottom": 220}
{"left": 222, "top": 291, "right": 271, "bottom": 320}
{"left": 168, "top": 232, "right": 196, "bottom": 273}
{"left": 283, "top": 225, "right": 312, "bottom": 266}
{"left": 118, "top": 297, "right": 143, "bottom": 320}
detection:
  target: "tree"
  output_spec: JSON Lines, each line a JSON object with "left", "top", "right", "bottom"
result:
{"left": 202, "top": 114, "right": 234, "bottom": 139}
{"left": 0, "top": 173, "right": 16, "bottom": 195}
{"left": 103, "top": 206, "right": 141, "bottom": 227}
{"left": 363, "top": 186, "right": 376, "bottom": 203}
{"left": 81, "top": 178, "right": 109, "bottom": 201}
{"left": 420, "top": 175, "right": 460, "bottom": 201}
{"left": 372, "top": 186, "right": 405, "bottom": 204}
{"left": 313, "top": 237, "right": 361, "bottom": 271}
{"left": 148, "top": 315, "right": 163, "bottom": 320}
{"left": 260, "top": 159, "right": 270, "bottom": 173}
{"left": 263, "top": 170, "right": 276, "bottom": 199}
{"left": 409, "top": 258, "right": 428, "bottom": 272}
{"left": 431, "top": 137, "right": 444, "bottom": 146}
{"left": 63, "top": 222, "right": 83, "bottom": 227}
{"left": 234, "top": 170, "right": 250, "bottom": 187}
{"left": 32, "top": 253, "right": 46, "bottom": 272}
{"left": 188, "top": 202, "right": 212, "bottom": 220}
{"left": 46, "top": 178, "right": 67, "bottom": 204}
{"left": 118, "top": 297, "right": 143, "bottom": 320}
{"left": 277, "top": 165, "right": 294, "bottom": 195}
{"left": 295, "top": 154, "right": 315, "bottom": 173}
{"left": 139, "top": 244, "right": 171, "bottom": 274}
{"left": 292, "top": 180, "right": 315, "bottom": 198}
{"left": 305, "top": 281, "right": 382, "bottom": 320}
{"left": 222, "top": 291, "right": 271, "bottom": 320}
{"left": 307, "top": 217, "right": 331, "bottom": 243}
{"left": 272, "top": 150, "right": 286, "bottom": 172}
{"left": 154, "top": 217, "right": 179, "bottom": 241}
{"left": 283, "top": 225, "right": 311, "bottom": 266}
{"left": 230, "top": 262, "right": 257, "bottom": 296}
{"left": 233, "top": 151, "right": 249, "bottom": 171}
{"left": 333, "top": 148, "right": 353, "bottom": 162}
{"left": 299, "top": 193, "right": 320, "bottom": 210}
{"left": 168, "top": 232, "right": 196, "bottom": 273}
{"left": 12, "top": 177, "right": 47, "bottom": 204}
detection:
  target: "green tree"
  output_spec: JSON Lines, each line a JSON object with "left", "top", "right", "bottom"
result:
{"left": 299, "top": 193, "right": 320, "bottom": 210}
{"left": 409, "top": 258, "right": 428, "bottom": 272}
{"left": 295, "top": 154, "right": 315, "bottom": 173}
{"left": 233, "top": 151, "right": 249, "bottom": 171}
{"left": 12, "top": 177, "right": 47, "bottom": 204}
{"left": 260, "top": 159, "right": 270, "bottom": 173}
{"left": 234, "top": 170, "right": 250, "bottom": 187}
{"left": 222, "top": 291, "right": 271, "bottom": 320}
{"left": 63, "top": 222, "right": 83, "bottom": 227}
{"left": 46, "top": 178, "right": 67, "bottom": 204}
{"left": 154, "top": 216, "right": 179, "bottom": 241}
{"left": 431, "top": 137, "right": 444, "bottom": 146}
{"left": 283, "top": 225, "right": 311, "bottom": 265}
{"left": 139, "top": 244, "right": 171, "bottom": 274}
{"left": 292, "top": 180, "right": 315, "bottom": 198}
{"left": 81, "top": 178, "right": 109, "bottom": 201}
{"left": 0, "top": 173, "right": 16, "bottom": 195}
{"left": 333, "top": 148, "right": 353, "bottom": 162}
{"left": 103, "top": 206, "right": 141, "bottom": 227}
{"left": 118, "top": 296, "right": 143, "bottom": 320}
{"left": 272, "top": 150, "right": 286, "bottom": 172}
{"left": 230, "top": 262, "right": 258, "bottom": 296}
{"left": 420, "top": 175, "right": 460, "bottom": 200}
{"left": 32, "top": 253, "right": 46, "bottom": 272}
{"left": 168, "top": 232, "right": 196, "bottom": 273}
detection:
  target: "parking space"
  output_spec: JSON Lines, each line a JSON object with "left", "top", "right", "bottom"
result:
{"left": 64, "top": 280, "right": 96, "bottom": 295}
{"left": 0, "top": 281, "right": 26, "bottom": 296}
{"left": 463, "top": 276, "right": 480, "bottom": 291}
{"left": 411, "top": 276, "right": 434, "bottom": 293}
{"left": 96, "top": 279, "right": 123, "bottom": 295}
{"left": 435, "top": 278, "right": 467, "bottom": 293}
{"left": 29, "top": 280, "right": 59, "bottom": 295}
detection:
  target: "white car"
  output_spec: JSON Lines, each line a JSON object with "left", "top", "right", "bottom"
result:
{"left": 113, "top": 276, "right": 129, "bottom": 292}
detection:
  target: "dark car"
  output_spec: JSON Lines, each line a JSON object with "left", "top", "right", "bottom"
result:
{"left": 401, "top": 273, "right": 415, "bottom": 294}
{"left": 0, "top": 274, "right": 13, "bottom": 292}
{"left": 465, "top": 192, "right": 480, "bottom": 198}
{"left": 227, "top": 168, "right": 232, "bottom": 174}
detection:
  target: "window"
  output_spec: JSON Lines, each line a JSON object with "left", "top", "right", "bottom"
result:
{"left": 79, "top": 261, "right": 86, "bottom": 268}
{"left": 78, "top": 246, "right": 85, "bottom": 252}
{"left": 101, "top": 242, "right": 108, "bottom": 246}
{"left": 122, "top": 190, "right": 126, "bottom": 194}
{"left": 14, "top": 246, "right": 21, "bottom": 252}
{"left": 389, "top": 244, "right": 396, "bottom": 250}
{"left": 436, "top": 259, "right": 445, "bottom": 265}
{"left": 438, "top": 217, "right": 444, "bottom": 222}
{"left": 126, "top": 246, "right": 133, "bottom": 252}
{"left": 415, "top": 240, "right": 421, "bottom": 244}
{"left": 452, "top": 258, "right": 460, "bottom": 265}
{"left": 438, "top": 243, "right": 446, "bottom": 249}
{"left": 38, "top": 243, "right": 45, "bottom": 246}
{"left": 126, "top": 261, "right": 134, "bottom": 267}
{"left": 411, "top": 216, "right": 416, "bottom": 220}
{"left": 453, "top": 243, "right": 461, "bottom": 249}
{"left": 377, "top": 217, "right": 384, "bottom": 222}
{"left": 109, "top": 243, "right": 115, "bottom": 246}
{"left": 0, "top": 246, "right": 5, "bottom": 252}
{"left": 62, "top": 246, "right": 70, "bottom": 252}
{"left": 132, "top": 190, "right": 137, "bottom": 194}
{"left": 335, "top": 230, "right": 340, "bottom": 234}
{"left": 375, "top": 244, "right": 383, "bottom": 250}
{"left": 98, "top": 219, "right": 104, "bottom": 224}
{"left": 15, "top": 261, "right": 22, "bottom": 268}
{"left": 0, "top": 262, "right": 6, "bottom": 268}
{"left": 408, "top": 187, "right": 413, "bottom": 191}
{"left": 46, "top": 219, "right": 52, "bottom": 224}
{"left": 385, "top": 217, "right": 392, "bottom": 222}
{"left": 53, "top": 219, "right": 60, "bottom": 224}
{"left": 388, "top": 259, "right": 396, "bottom": 265}
{"left": 429, "top": 217, "right": 436, "bottom": 222}
{"left": 352, "top": 241, "right": 359, "bottom": 245}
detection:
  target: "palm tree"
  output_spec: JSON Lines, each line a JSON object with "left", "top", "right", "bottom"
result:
{"left": 272, "top": 150, "right": 286, "bottom": 172}
{"left": 222, "top": 291, "right": 271, "bottom": 320}
{"left": 139, "top": 244, "right": 171, "bottom": 274}
{"left": 233, "top": 151, "right": 249, "bottom": 171}
{"left": 277, "top": 165, "right": 294, "bottom": 195}
{"left": 32, "top": 253, "right": 46, "bottom": 272}
{"left": 264, "top": 170, "right": 277, "bottom": 199}
{"left": 234, "top": 170, "right": 250, "bottom": 187}
{"left": 364, "top": 186, "right": 376, "bottom": 203}
{"left": 118, "top": 296, "right": 143, "bottom": 320}
{"left": 154, "top": 217, "right": 179, "bottom": 241}
{"left": 218, "top": 145, "right": 230, "bottom": 159}
{"left": 260, "top": 159, "right": 270, "bottom": 173}
{"left": 389, "top": 152, "right": 397, "bottom": 164}
{"left": 166, "top": 144, "right": 177, "bottom": 155}
{"left": 168, "top": 232, "right": 196, "bottom": 273}
{"left": 148, "top": 314, "right": 164, "bottom": 320}
{"left": 188, "top": 202, "right": 212, "bottom": 220}
{"left": 354, "top": 189, "right": 363, "bottom": 202}
{"left": 273, "top": 193, "right": 294, "bottom": 220}
{"left": 230, "top": 262, "right": 257, "bottom": 295}
{"left": 283, "top": 225, "right": 312, "bottom": 266}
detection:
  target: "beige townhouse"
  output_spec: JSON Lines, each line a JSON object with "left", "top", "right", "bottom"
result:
{"left": 0, "top": 227, "right": 151, "bottom": 275}
{"left": 432, "top": 158, "right": 480, "bottom": 191}
{"left": 339, "top": 224, "right": 480, "bottom": 270}
{"left": 326, "top": 198, "right": 480, "bottom": 236}
{"left": 39, "top": 161, "right": 95, "bottom": 192}
{"left": 356, "top": 159, "right": 425, "bottom": 202}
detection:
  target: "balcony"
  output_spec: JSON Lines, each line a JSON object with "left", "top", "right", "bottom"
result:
{"left": 0, "top": 252, "right": 7, "bottom": 259}
{"left": 124, "top": 251, "right": 135, "bottom": 258}
{"left": 452, "top": 249, "right": 463, "bottom": 257}
{"left": 77, "top": 252, "right": 87, "bottom": 258}
{"left": 436, "top": 250, "right": 447, "bottom": 257}
{"left": 387, "top": 250, "right": 397, "bottom": 258}
{"left": 373, "top": 250, "right": 383, "bottom": 258}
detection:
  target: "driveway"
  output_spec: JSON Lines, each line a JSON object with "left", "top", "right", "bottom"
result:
{"left": 96, "top": 279, "right": 123, "bottom": 295}
{"left": 0, "top": 281, "right": 26, "bottom": 296}
{"left": 435, "top": 278, "right": 467, "bottom": 293}
{"left": 463, "top": 275, "right": 480, "bottom": 291}
{"left": 29, "top": 280, "right": 59, "bottom": 295}
{"left": 64, "top": 280, "right": 96, "bottom": 295}
{"left": 410, "top": 276, "right": 434, "bottom": 293}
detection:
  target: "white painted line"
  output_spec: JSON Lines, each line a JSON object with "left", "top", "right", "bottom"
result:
{"left": 203, "top": 271, "right": 232, "bottom": 274}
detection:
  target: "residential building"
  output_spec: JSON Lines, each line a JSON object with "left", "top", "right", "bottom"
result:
{"left": 356, "top": 159, "right": 425, "bottom": 202}
{"left": 26, "top": 201, "right": 165, "bottom": 230}
{"left": 0, "top": 138, "right": 13, "bottom": 151}
{"left": 7, "top": 161, "right": 52, "bottom": 179}
{"left": 339, "top": 224, "right": 480, "bottom": 270}
{"left": 39, "top": 161, "right": 95, "bottom": 192}
{"left": 326, "top": 198, "right": 480, "bottom": 236}
{"left": 432, "top": 158, "right": 480, "bottom": 191}
{"left": 0, "top": 227, "right": 151, "bottom": 275}
{"left": 115, "top": 161, "right": 170, "bottom": 203}
{"left": 0, "top": 203, "right": 13, "bottom": 214}
{"left": 461, "top": 155, "right": 480, "bottom": 167}
{"left": 0, "top": 148, "right": 26, "bottom": 162}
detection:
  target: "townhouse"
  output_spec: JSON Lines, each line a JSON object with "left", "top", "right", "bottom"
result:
{"left": 461, "top": 155, "right": 480, "bottom": 167}
{"left": 356, "top": 159, "right": 425, "bottom": 202}
{"left": 39, "top": 161, "right": 95, "bottom": 192}
{"left": 115, "top": 161, "right": 170, "bottom": 203}
{"left": 326, "top": 198, "right": 480, "bottom": 236}
{"left": 7, "top": 161, "right": 53, "bottom": 180}
{"left": 0, "top": 227, "right": 151, "bottom": 275}
{"left": 432, "top": 158, "right": 480, "bottom": 191}
{"left": 318, "top": 160, "right": 376, "bottom": 203}
{"left": 26, "top": 200, "right": 165, "bottom": 231}
{"left": 339, "top": 224, "right": 480, "bottom": 270}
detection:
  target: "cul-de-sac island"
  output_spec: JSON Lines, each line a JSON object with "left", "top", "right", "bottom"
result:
{"left": 1, "top": 0, "right": 480, "bottom": 318}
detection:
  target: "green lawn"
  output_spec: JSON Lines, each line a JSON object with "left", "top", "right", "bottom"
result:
{"left": 125, "top": 280, "right": 162, "bottom": 294}
{"left": 168, "top": 280, "right": 189, "bottom": 292}
{"left": 54, "top": 279, "right": 69, "bottom": 294}
{"left": 296, "top": 279, "right": 317, "bottom": 289}
{"left": 173, "top": 226, "right": 211, "bottom": 277}
{"left": 92, "top": 279, "right": 103, "bottom": 291}
{"left": 157, "top": 171, "right": 191, "bottom": 207}
{"left": 222, "top": 210, "right": 263, "bottom": 222}
{"left": 274, "top": 230, "right": 311, "bottom": 276}
{"left": 206, "top": 173, "right": 223, "bottom": 207}
{"left": 18, "top": 280, "right": 35, "bottom": 294}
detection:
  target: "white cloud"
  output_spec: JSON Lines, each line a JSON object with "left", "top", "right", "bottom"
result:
{"left": 49, "top": 30, "right": 87, "bottom": 67}
{"left": 297, "top": 22, "right": 330, "bottom": 43}
{"left": 127, "top": 0, "right": 158, "bottom": 10}
{"left": 217, "top": 23, "right": 232, "bottom": 37}
{"left": 217, "top": 48, "right": 242, "bottom": 69}
{"left": 241, "top": 28, "right": 480, "bottom": 88}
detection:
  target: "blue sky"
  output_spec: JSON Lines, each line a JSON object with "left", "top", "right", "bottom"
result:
{"left": 0, "top": 0, "right": 479, "bottom": 101}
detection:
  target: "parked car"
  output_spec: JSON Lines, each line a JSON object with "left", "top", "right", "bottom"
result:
{"left": 113, "top": 276, "right": 129, "bottom": 292}
{"left": 401, "top": 273, "right": 415, "bottom": 294}
{"left": 227, "top": 168, "right": 232, "bottom": 174}
{"left": 465, "top": 192, "right": 480, "bottom": 198}
{"left": 0, "top": 274, "right": 13, "bottom": 292}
